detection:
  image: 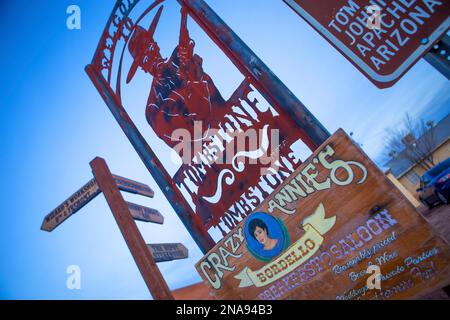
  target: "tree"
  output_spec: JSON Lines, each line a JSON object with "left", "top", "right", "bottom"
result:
{"left": 385, "top": 113, "right": 437, "bottom": 171}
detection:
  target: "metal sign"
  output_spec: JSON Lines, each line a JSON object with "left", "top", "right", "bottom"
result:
{"left": 196, "top": 130, "right": 450, "bottom": 300}
{"left": 126, "top": 201, "right": 164, "bottom": 224}
{"left": 86, "top": 0, "right": 330, "bottom": 253}
{"left": 41, "top": 178, "right": 101, "bottom": 232}
{"left": 113, "top": 175, "right": 154, "bottom": 198}
{"left": 284, "top": 0, "right": 450, "bottom": 88}
{"left": 147, "top": 243, "right": 189, "bottom": 262}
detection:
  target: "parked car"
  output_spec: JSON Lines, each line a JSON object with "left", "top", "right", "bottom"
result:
{"left": 417, "top": 157, "right": 450, "bottom": 208}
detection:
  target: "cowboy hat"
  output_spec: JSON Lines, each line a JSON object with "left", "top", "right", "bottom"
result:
{"left": 127, "top": 5, "right": 164, "bottom": 84}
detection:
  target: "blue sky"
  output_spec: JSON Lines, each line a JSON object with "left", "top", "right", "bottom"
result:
{"left": 0, "top": 0, "right": 448, "bottom": 299}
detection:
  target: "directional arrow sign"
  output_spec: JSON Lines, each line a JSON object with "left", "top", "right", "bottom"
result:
{"left": 41, "top": 178, "right": 101, "bottom": 232}
{"left": 126, "top": 202, "right": 164, "bottom": 224}
{"left": 147, "top": 243, "right": 189, "bottom": 263}
{"left": 113, "top": 175, "right": 154, "bottom": 198}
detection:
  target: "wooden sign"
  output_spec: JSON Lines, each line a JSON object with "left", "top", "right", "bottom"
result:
{"left": 196, "top": 129, "right": 450, "bottom": 300}
{"left": 148, "top": 243, "right": 189, "bottom": 263}
{"left": 41, "top": 158, "right": 175, "bottom": 299}
{"left": 113, "top": 175, "right": 154, "bottom": 198}
{"left": 126, "top": 201, "right": 164, "bottom": 224}
{"left": 41, "top": 178, "right": 101, "bottom": 232}
{"left": 283, "top": 0, "right": 450, "bottom": 88}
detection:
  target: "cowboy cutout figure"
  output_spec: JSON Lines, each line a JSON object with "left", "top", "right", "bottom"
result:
{"left": 127, "top": 6, "right": 226, "bottom": 149}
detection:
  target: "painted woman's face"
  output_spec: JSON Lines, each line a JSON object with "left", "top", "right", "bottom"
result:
{"left": 254, "top": 226, "right": 268, "bottom": 245}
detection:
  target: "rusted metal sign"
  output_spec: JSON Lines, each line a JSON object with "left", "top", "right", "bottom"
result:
{"left": 86, "top": 0, "right": 330, "bottom": 252}
{"left": 284, "top": 0, "right": 450, "bottom": 88}
{"left": 41, "top": 178, "right": 101, "bottom": 232}
{"left": 147, "top": 243, "right": 189, "bottom": 262}
{"left": 126, "top": 201, "right": 164, "bottom": 224}
{"left": 196, "top": 129, "right": 450, "bottom": 300}
{"left": 114, "top": 175, "right": 155, "bottom": 198}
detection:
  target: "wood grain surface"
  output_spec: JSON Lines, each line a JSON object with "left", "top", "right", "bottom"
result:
{"left": 196, "top": 129, "right": 450, "bottom": 300}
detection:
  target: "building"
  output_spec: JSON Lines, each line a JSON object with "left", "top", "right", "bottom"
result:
{"left": 384, "top": 114, "right": 450, "bottom": 201}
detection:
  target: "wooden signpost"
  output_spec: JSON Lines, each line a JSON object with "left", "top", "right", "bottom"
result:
{"left": 114, "top": 175, "right": 155, "bottom": 198}
{"left": 126, "top": 201, "right": 164, "bottom": 224}
{"left": 41, "top": 157, "right": 190, "bottom": 300}
{"left": 148, "top": 243, "right": 189, "bottom": 263}
{"left": 41, "top": 178, "right": 101, "bottom": 232}
{"left": 41, "top": 175, "right": 155, "bottom": 232}
{"left": 283, "top": 0, "right": 450, "bottom": 88}
{"left": 196, "top": 130, "right": 450, "bottom": 300}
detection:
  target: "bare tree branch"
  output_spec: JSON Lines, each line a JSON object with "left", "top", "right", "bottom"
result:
{"left": 385, "top": 113, "right": 437, "bottom": 172}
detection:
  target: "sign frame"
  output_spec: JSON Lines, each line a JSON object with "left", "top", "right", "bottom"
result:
{"left": 42, "top": 157, "right": 178, "bottom": 300}
{"left": 85, "top": 0, "right": 331, "bottom": 253}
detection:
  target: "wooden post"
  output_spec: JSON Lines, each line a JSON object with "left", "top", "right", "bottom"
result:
{"left": 90, "top": 157, "right": 174, "bottom": 300}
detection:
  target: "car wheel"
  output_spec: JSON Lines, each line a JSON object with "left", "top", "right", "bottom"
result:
{"left": 436, "top": 192, "right": 448, "bottom": 205}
